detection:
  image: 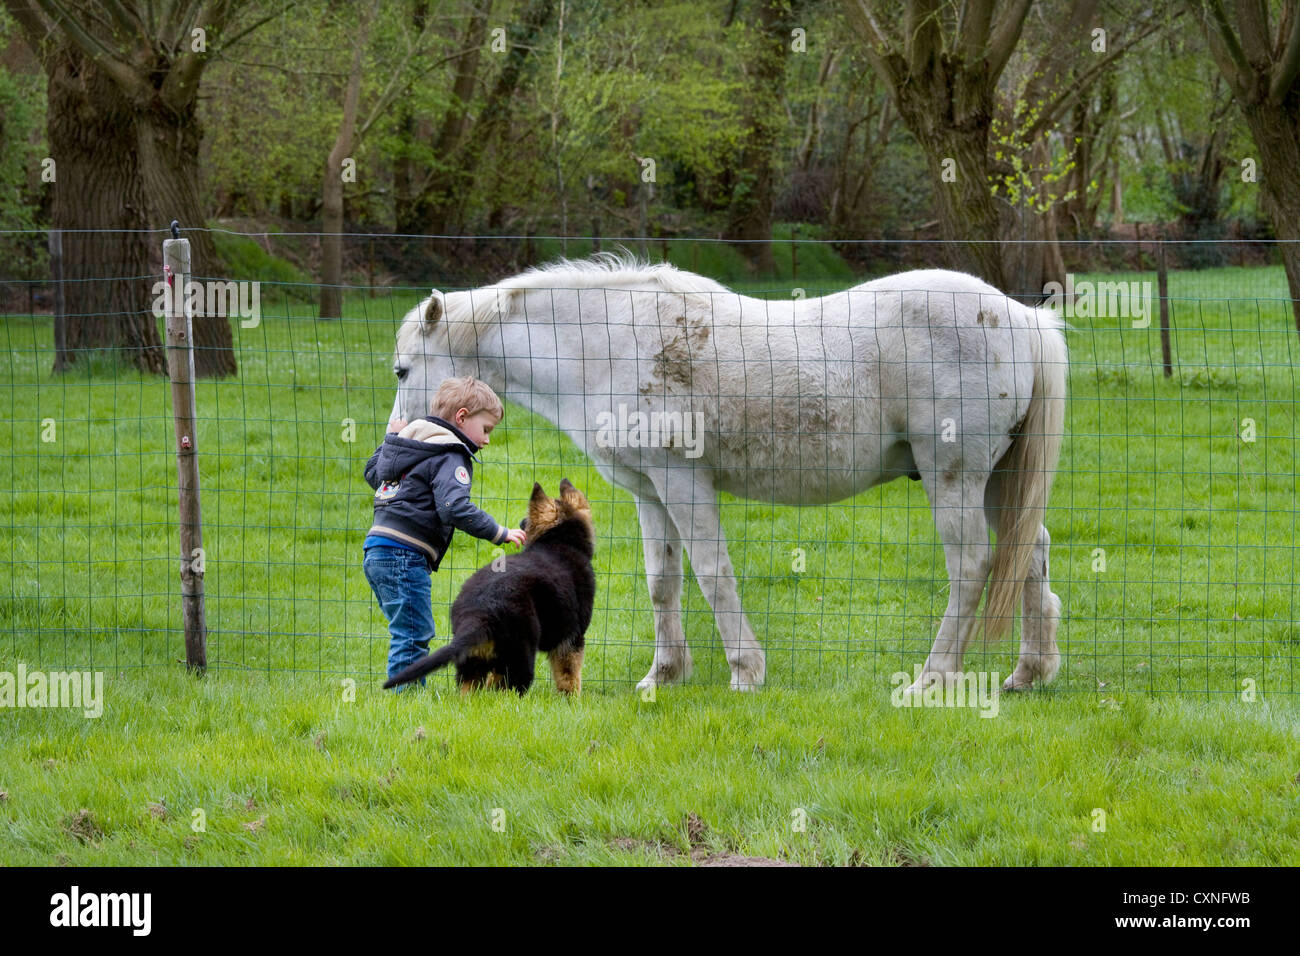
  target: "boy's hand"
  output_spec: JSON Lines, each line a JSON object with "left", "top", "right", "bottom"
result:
{"left": 505, "top": 528, "right": 526, "bottom": 547}
{"left": 387, "top": 418, "right": 408, "bottom": 434}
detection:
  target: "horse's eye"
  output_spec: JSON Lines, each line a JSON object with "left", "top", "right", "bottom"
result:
{"left": 394, "top": 367, "right": 409, "bottom": 381}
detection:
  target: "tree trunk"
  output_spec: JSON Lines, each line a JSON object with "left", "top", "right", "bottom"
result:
{"left": 404, "top": 0, "right": 492, "bottom": 235}
{"left": 1005, "top": 138, "right": 1065, "bottom": 297}
{"left": 46, "top": 41, "right": 233, "bottom": 376}
{"left": 321, "top": 5, "right": 373, "bottom": 320}
{"left": 420, "top": 0, "right": 554, "bottom": 241}
{"left": 1239, "top": 101, "right": 1300, "bottom": 332}
{"left": 905, "top": 109, "right": 1008, "bottom": 288}
{"left": 723, "top": 0, "right": 796, "bottom": 275}
{"left": 137, "top": 97, "right": 233, "bottom": 376}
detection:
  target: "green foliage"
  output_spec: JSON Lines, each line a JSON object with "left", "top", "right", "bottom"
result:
{"left": 0, "top": 9, "right": 49, "bottom": 274}
{"left": 210, "top": 229, "right": 313, "bottom": 300}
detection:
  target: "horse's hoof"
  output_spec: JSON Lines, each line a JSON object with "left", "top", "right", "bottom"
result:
{"left": 637, "top": 655, "right": 693, "bottom": 691}
{"left": 730, "top": 655, "right": 766, "bottom": 691}
{"left": 903, "top": 670, "right": 948, "bottom": 697}
{"left": 1002, "top": 655, "right": 1059, "bottom": 692}
{"left": 1001, "top": 672, "right": 1033, "bottom": 692}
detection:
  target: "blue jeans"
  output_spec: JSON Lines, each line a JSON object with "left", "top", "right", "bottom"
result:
{"left": 363, "top": 545, "right": 435, "bottom": 687}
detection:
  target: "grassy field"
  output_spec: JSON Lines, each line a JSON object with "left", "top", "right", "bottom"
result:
{"left": 2, "top": 668, "right": 1297, "bottom": 865}
{"left": 2, "top": 259, "right": 1298, "bottom": 864}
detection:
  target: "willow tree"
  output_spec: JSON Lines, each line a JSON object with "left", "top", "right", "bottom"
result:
{"left": 841, "top": 0, "right": 1158, "bottom": 290}
{"left": 4, "top": 0, "right": 274, "bottom": 376}
{"left": 1187, "top": 0, "right": 1300, "bottom": 333}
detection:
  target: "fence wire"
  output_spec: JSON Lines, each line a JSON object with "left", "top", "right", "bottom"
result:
{"left": 1, "top": 232, "right": 1297, "bottom": 697}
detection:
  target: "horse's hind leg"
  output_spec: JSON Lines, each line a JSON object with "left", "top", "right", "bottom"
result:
{"left": 907, "top": 472, "right": 993, "bottom": 694}
{"left": 634, "top": 493, "right": 694, "bottom": 690}
{"left": 1003, "top": 524, "right": 1061, "bottom": 691}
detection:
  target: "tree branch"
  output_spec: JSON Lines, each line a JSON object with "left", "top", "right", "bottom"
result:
{"left": 905, "top": 0, "right": 941, "bottom": 70}
{"left": 214, "top": 0, "right": 297, "bottom": 51}
{"left": 160, "top": 0, "right": 235, "bottom": 111}
{"left": 842, "top": 0, "right": 892, "bottom": 52}
{"left": 34, "top": 0, "right": 146, "bottom": 95}
{"left": 1024, "top": 10, "right": 1165, "bottom": 139}
{"left": 1, "top": 0, "right": 54, "bottom": 64}
{"left": 1193, "top": 0, "right": 1254, "bottom": 89}
{"left": 1270, "top": 1, "right": 1300, "bottom": 102}
{"left": 986, "top": 0, "right": 1033, "bottom": 78}
{"left": 100, "top": 0, "right": 148, "bottom": 46}
{"left": 1234, "top": 0, "right": 1272, "bottom": 62}
{"left": 959, "top": 0, "right": 994, "bottom": 64}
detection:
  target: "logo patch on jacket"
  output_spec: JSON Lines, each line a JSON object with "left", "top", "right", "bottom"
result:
{"left": 454, "top": 466, "right": 470, "bottom": 485}
{"left": 376, "top": 479, "right": 400, "bottom": 500}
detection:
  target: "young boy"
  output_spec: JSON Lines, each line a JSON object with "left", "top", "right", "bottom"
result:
{"left": 363, "top": 376, "right": 526, "bottom": 687}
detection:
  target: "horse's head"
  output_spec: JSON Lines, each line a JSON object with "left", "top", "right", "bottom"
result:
{"left": 392, "top": 288, "right": 505, "bottom": 423}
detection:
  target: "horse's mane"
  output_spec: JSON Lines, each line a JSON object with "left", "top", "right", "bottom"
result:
{"left": 396, "top": 252, "right": 731, "bottom": 355}
{"left": 507, "top": 251, "right": 732, "bottom": 296}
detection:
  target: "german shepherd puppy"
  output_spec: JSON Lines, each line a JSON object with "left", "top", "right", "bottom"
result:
{"left": 382, "top": 479, "right": 595, "bottom": 695}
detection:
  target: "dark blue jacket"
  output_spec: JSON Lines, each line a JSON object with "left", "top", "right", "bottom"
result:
{"left": 363, "top": 416, "right": 507, "bottom": 570}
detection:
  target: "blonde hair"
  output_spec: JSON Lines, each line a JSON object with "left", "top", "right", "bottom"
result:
{"left": 431, "top": 376, "right": 504, "bottom": 423}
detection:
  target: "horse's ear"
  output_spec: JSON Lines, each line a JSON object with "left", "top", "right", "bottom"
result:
{"left": 421, "top": 293, "right": 444, "bottom": 335}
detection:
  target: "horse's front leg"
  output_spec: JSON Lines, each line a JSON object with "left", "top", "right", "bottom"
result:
{"left": 652, "top": 467, "right": 765, "bottom": 691}
{"left": 634, "top": 493, "right": 693, "bottom": 691}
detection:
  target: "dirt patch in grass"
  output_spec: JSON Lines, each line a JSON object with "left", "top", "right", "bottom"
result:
{"left": 63, "top": 808, "right": 103, "bottom": 845}
{"left": 604, "top": 812, "right": 798, "bottom": 867}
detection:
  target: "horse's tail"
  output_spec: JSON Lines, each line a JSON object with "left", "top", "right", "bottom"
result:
{"left": 983, "top": 307, "right": 1068, "bottom": 640}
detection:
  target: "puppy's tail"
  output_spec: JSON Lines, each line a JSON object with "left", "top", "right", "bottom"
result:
{"left": 382, "top": 644, "right": 458, "bottom": 689}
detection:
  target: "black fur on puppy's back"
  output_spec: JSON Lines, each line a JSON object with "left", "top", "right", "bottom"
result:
{"left": 382, "top": 480, "right": 596, "bottom": 695}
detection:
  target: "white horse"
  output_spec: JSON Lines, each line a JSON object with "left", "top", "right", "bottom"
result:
{"left": 390, "top": 254, "right": 1067, "bottom": 694}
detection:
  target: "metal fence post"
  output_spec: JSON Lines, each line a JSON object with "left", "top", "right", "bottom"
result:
{"left": 1157, "top": 236, "right": 1173, "bottom": 378}
{"left": 163, "top": 221, "right": 208, "bottom": 672}
{"left": 50, "top": 228, "right": 67, "bottom": 372}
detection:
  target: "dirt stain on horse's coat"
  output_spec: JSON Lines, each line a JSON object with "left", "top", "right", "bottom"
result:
{"left": 977, "top": 310, "right": 1000, "bottom": 328}
{"left": 649, "top": 315, "right": 710, "bottom": 390}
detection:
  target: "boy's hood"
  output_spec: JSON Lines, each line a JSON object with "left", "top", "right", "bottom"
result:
{"left": 374, "top": 416, "right": 480, "bottom": 480}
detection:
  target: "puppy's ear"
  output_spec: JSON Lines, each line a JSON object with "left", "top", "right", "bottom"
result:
{"left": 529, "top": 481, "right": 549, "bottom": 506}
{"left": 559, "top": 478, "right": 589, "bottom": 510}
{"left": 421, "top": 292, "right": 444, "bottom": 335}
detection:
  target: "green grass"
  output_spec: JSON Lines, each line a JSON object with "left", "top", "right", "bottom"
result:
{"left": 1, "top": 668, "right": 1296, "bottom": 865}
{"left": 2, "top": 262, "right": 1298, "bottom": 864}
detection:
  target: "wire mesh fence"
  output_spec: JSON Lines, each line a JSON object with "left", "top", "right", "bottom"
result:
{"left": 1, "top": 229, "right": 1297, "bottom": 697}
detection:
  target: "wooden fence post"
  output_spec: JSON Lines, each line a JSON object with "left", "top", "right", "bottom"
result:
{"left": 163, "top": 222, "right": 208, "bottom": 672}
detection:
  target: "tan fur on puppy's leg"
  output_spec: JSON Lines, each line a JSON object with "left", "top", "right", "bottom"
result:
{"left": 549, "top": 649, "right": 584, "bottom": 696}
